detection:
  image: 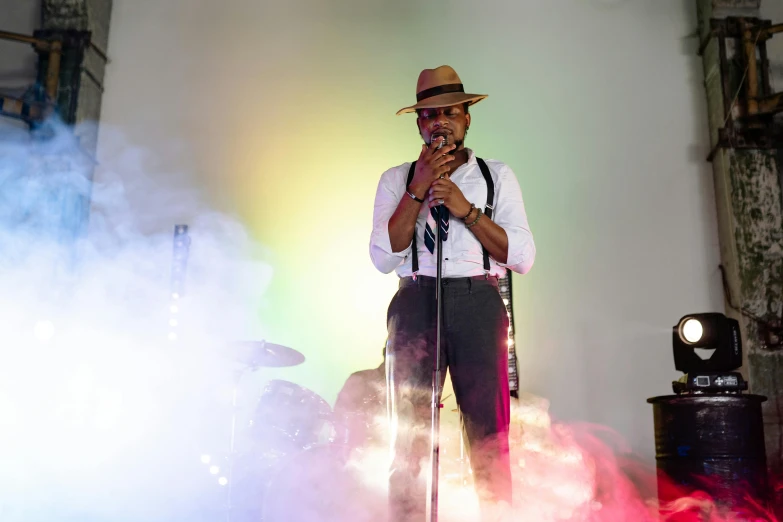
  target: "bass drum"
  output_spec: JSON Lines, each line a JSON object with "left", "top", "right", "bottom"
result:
{"left": 249, "top": 379, "right": 335, "bottom": 453}
{"left": 261, "top": 444, "right": 387, "bottom": 522}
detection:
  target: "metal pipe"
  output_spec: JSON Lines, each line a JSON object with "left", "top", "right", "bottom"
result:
{"left": 0, "top": 95, "right": 42, "bottom": 121}
{"left": 1, "top": 29, "right": 106, "bottom": 64}
{"left": 759, "top": 40, "right": 771, "bottom": 97}
{"left": 0, "top": 29, "right": 42, "bottom": 46}
{"left": 82, "top": 67, "right": 105, "bottom": 92}
{"left": 718, "top": 34, "right": 733, "bottom": 127}
{"left": 742, "top": 20, "right": 759, "bottom": 115}
{"left": 89, "top": 41, "right": 110, "bottom": 63}
{"left": 45, "top": 40, "right": 62, "bottom": 101}
{"left": 761, "top": 23, "right": 783, "bottom": 38}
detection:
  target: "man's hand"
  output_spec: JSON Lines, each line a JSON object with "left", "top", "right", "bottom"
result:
{"left": 429, "top": 174, "right": 510, "bottom": 263}
{"left": 407, "top": 137, "right": 455, "bottom": 199}
{"left": 428, "top": 175, "right": 472, "bottom": 218}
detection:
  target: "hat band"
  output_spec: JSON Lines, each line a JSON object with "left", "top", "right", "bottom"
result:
{"left": 416, "top": 83, "right": 464, "bottom": 102}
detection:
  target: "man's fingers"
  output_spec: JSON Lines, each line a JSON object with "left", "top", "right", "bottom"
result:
{"left": 425, "top": 136, "right": 444, "bottom": 155}
{"left": 429, "top": 178, "right": 452, "bottom": 187}
{"left": 431, "top": 154, "right": 455, "bottom": 167}
{"left": 436, "top": 143, "right": 456, "bottom": 156}
{"left": 429, "top": 185, "right": 450, "bottom": 197}
{"left": 426, "top": 160, "right": 452, "bottom": 176}
{"left": 418, "top": 143, "right": 429, "bottom": 161}
{"left": 415, "top": 141, "right": 455, "bottom": 183}
{"left": 432, "top": 166, "right": 450, "bottom": 178}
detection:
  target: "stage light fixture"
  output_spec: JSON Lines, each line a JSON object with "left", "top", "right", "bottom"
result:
{"left": 209, "top": 465, "right": 219, "bottom": 475}
{"left": 200, "top": 454, "right": 210, "bottom": 464}
{"left": 671, "top": 313, "right": 745, "bottom": 394}
{"left": 673, "top": 313, "right": 741, "bottom": 372}
{"left": 681, "top": 318, "right": 703, "bottom": 343}
{"left": 218, "top": 477, "right": 228, "bottom": 486}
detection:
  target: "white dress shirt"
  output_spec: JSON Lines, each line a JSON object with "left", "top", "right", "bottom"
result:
{"left": 370, "top": 148, "right": 535, "bottom": 278}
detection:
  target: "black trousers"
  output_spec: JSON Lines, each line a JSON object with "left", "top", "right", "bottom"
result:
{"left": 386, "top": 275, "right": 512, "bottom": 522}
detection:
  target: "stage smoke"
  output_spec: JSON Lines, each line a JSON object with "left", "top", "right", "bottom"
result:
{"left": 0, "top": 118, "right": 775, "bottom": 522}
{"left": 0, "top": 117, "right": 273, "bottom": 522}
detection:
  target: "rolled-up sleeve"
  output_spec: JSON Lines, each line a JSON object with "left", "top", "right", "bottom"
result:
{"left": 370, "top": 165, "right": 411, "bottom": 274}
{"left": 492, "top": 163, "right": 536, "bottom": 275}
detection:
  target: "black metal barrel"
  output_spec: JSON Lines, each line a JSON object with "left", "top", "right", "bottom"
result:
{"left": 647, "top": 394, "right": 769, "bottom": 513}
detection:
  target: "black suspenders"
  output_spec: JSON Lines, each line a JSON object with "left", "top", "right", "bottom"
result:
{"left": 405, "top": 157, "right": 495, "bottom": 279}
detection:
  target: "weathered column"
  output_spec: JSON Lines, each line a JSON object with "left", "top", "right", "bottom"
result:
{"left": 695, "top": 0, "right": 783, "bottom": 506}
{"left": 37, "top": 0, "right": 112, "bottom": 239}
{"left": 41, "top": 0, "right": 111, "bottom": 138}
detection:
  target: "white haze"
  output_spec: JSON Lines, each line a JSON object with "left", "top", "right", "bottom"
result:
{"left": 0, "top": 118, "right": 274, "bottom": 521}
{"left": 0, "top": 118, "right": 765, "bottom": 522}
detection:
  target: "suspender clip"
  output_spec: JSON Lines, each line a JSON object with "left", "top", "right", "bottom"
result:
{"left": 412, "top": 272, "right": 418, "bottom": 281}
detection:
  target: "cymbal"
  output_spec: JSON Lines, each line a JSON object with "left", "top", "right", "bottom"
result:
{"left": 229, "top": 340, "right": 304, "bottom": 368}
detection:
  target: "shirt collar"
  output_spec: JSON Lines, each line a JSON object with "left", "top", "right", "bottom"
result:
{"left": 452, "top": 147, "right": 477, "bottom": 176}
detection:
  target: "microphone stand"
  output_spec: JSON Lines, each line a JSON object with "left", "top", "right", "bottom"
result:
{"left": 428, "top": 203, "right": 445, "bottom": 522}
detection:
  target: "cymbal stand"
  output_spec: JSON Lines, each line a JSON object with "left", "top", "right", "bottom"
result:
{"left": 225, "top": 366, "right": 251, "bottom": 522}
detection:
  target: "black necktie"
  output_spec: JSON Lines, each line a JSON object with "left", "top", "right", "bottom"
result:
{"left": 424, "top": 206, "right": 448, "bottom": 254}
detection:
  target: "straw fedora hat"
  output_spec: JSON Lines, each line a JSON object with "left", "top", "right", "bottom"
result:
{"left": 396, "top": 65, "right": 487, "bottom": 115}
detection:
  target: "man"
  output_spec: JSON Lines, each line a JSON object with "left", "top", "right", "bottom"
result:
{"left": 369, "top": 65, "right": 536, "bottom": 521}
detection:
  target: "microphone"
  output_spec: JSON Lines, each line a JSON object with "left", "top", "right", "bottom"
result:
{"left": 432, "top": 135, "right": 448, "bottom": 209}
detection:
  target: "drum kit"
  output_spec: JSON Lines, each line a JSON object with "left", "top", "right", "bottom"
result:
{"left": 212, "top": 340, "right": 382, "bottom": 522}
{"left": 201, "top": 339, "right": 474, "bottom": 522}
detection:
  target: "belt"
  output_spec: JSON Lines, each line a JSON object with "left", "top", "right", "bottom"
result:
{"left": 399, "top": 274, "right": 499, "bottom": 288}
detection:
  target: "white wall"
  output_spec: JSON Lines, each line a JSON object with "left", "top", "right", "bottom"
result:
{"left": 96, "top": 0, "right": 725, "bottom": 462}
{"left": 762, "top": 1, "right": 783, "bottom": 92}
